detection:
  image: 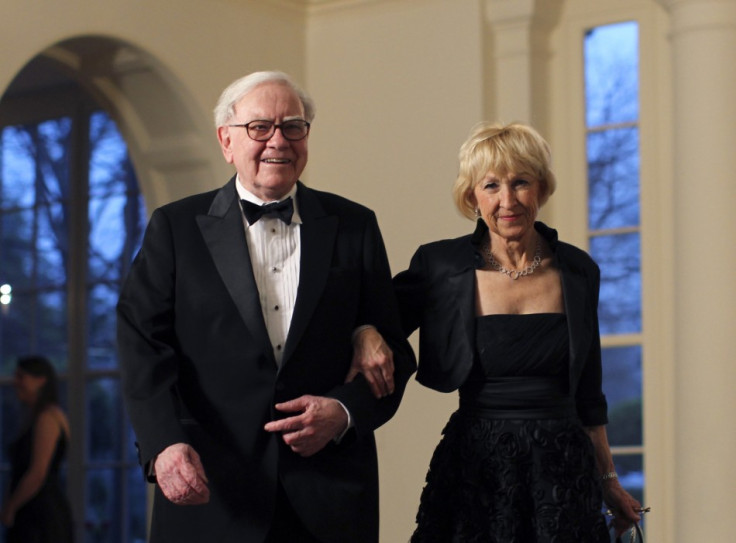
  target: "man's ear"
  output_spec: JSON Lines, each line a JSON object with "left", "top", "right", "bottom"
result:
{"left": 217, "top": 126, "right": 234, "bottom": 164}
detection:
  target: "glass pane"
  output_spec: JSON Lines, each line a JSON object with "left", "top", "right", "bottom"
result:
{"left": 584, "top": 22, "right": 639, "bottom": 127}
{"left": 89, "top": 194, "right": 127, "bottom": 282}
{"left": 37, "top": 202, "right": 69, "bottom": 287}
{"left": 1, "top": 126, "right": 39, "bottom": 209}
{"left": 36, "top": 290, "right": 68, "bottom": 364}
{"left": 88, "top": 192, "right": 146, "bottom": 282}
{"left": 613, "top": 453, "right": 644, "bottom": 506}
{"left": 0, "top": 209, "right": 34, "bottom": 289}
{"left": 0, "top": 291, "right": 31, "bottom": 368}
{"left": 37, "top": 118, "right": 73, "bottom": 201}
{"left": 85, "top": 468, "right": 123, "bottom": 543}
{"left": 1, "top": 120, "right": 72, "bottom": 204}
{"left": 127, "top": 466, "right": 148, "bottom": 543}
{"left": 87, "top": 111, "right": 146, "bottom": 284}
{"left": 89, "top": 111, "right": 133, "bottom": 198}
{"left": 590, "top": 233, "right": 641, "bottom": 334}
{"left": 87, "top": 378, "right": 122, "bottom": 462}
{"left": 587, "top": 127, "right": 640, "bottom": 230}
{"left": 88, "top": 284, "right": 119, "bottom": 371}
{"left": 0, "top": 289, "right": 66, "bottom": 364}
{"left": 602, "top": 346, "right": 642, "bottom": 446}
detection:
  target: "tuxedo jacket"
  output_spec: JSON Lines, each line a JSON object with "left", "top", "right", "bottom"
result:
{"left": 393, "top": 220, "right": 608, "bottom": 426}
{"left": 117, "top": 178, "right": 416, "bottom": 543}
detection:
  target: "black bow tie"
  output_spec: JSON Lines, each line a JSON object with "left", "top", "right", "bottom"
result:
{"left": 241, "top": 197, "right": 294, "bottom": 225}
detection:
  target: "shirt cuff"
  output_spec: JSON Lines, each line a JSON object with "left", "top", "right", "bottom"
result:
{"left": 333, "top": 400, "right": 353, "bottom": 443}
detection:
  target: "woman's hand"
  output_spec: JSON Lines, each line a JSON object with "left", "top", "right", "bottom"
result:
{"left": 345, "top": 326, "right": 395, "bottom": 398}
{"left": 603, "top": 478, "right": 643, "bottom": 536}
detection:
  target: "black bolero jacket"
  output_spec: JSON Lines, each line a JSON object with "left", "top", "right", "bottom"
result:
{"left": 393, "top": 221, "right": 608, "bottom": 426}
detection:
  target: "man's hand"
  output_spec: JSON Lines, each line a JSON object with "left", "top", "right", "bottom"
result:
{"left": 154, "top": 443, "right": 210, "bottom": 505}
{"left": 264, "top": 395, "right": 348, "bottom": 457}
{"left": 345, "top": 326, "right": 395, "bottom": 398}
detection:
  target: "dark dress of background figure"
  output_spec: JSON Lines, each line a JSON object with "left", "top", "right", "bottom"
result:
{"left": 6, "top": 423, "right": 74, "bottom": 543}
{"left": 1, "top": 355, "right": 74, "bottom": 543}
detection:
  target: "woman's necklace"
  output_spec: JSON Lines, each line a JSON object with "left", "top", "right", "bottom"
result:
{"left": 483, "top": 239, "right": 542, "bottom": 280}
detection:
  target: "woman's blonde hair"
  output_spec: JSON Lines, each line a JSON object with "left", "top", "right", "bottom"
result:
{"left": 452, "top": 122, "right": 556, "bottom": 220}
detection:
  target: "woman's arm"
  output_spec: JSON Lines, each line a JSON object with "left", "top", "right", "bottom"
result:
{"left": 0, "top": 409, "right": 63, "bottom": 527}
{"left": 584, "top": 424, "right": 643, "bottom": 534}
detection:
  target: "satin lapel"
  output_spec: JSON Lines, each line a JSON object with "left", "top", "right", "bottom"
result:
{"left": 559, "top": 257, "right": 588, "bottom": 390}
{"left": 281, "top": 184, "right": 337, "bottom": 365}
{"left": 195, "top": 179, "right": 274, "bottom": 362}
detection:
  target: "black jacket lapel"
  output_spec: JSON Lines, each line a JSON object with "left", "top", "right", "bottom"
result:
{"left": 282, "top": 183, "right": 338, "bottom": 365}
{"left": 196, "top": 178, "right": 275, "bottom": 363}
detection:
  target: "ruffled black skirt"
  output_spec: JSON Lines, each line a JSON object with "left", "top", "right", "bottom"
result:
{"left": 411, "top": 411, "right": 609, "bottom": 543}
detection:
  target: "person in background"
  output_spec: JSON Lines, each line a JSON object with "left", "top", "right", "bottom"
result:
{"left": 352, "top": 121, "right": 643, "bottom": 541}
{"left": 1, "top": 355, "right": 74, "bottom": 542}
{"left": 117, "top": 70, "right": 415, "bottom": 543}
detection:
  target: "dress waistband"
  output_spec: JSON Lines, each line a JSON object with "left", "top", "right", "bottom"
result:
{"left": 458, "top": 377, "right": 576, "bottom": 420}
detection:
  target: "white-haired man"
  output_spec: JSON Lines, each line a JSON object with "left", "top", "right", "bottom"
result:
{"left": 118, "top": 71, "right": 415, "bottom": 543}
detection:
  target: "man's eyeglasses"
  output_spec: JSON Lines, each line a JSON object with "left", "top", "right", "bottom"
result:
{"left": 228, "top": 119, "right": 310, "bottom": 142}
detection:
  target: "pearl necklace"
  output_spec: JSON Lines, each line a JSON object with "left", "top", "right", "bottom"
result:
{"left": 483, "top": 240, "right": 542, "bottom": 280}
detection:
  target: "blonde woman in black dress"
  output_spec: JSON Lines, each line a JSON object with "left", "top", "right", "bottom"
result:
{"left": 351, "top": 122, "right": 642, "bottom": 541}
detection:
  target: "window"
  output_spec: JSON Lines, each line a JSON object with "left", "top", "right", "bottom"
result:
{"left": 584, "top": 20, "right": 644, "bottom": 508}
{"left": 0, "top": 74, "right": 147, "bottom": 542}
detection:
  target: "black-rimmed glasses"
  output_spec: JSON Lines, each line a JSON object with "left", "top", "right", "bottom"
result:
{"left": 228, "top": 119, "right": 310, "bottom": 142}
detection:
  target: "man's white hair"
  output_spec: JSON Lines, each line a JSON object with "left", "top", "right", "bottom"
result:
{"left": 213, "top": 71, "right": 315, "bottom": 128}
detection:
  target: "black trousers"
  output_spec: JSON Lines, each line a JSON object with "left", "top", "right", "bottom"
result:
{"left": 265, "top": 483, "right": 324, "bottom": 543}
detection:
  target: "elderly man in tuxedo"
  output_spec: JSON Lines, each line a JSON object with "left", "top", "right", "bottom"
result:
{"left": 117, "top": 71, "right": 415, "bottom": 543}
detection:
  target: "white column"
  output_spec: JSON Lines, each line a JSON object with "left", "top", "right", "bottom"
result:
{"left": 657, "top": 0, "right": 736, "bottom": 540}
{"left": 484, "top": 0, "right": 562, "bottom": 126}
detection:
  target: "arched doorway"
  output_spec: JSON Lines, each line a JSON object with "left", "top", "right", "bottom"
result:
{"left": 0, "top": 36, "right": 214, "bottom": 543}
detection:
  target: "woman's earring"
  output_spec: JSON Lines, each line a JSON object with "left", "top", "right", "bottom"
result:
{"left": 474, "top": 208, "right": 481, "bottom": 218}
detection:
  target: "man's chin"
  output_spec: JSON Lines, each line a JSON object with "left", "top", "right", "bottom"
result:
{"left": 248, "top": 177, "right": 298, "bottom": 201}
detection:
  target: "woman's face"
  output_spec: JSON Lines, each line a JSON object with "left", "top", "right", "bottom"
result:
{"left": 471, "top": 170, "right": 541, "bottom": 242}
{"left": 13, "top": 368, "right": 46, "bottom": 405}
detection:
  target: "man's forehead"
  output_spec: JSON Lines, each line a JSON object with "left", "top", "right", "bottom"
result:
{"left": 235, "top": 83, "right": 303, "bottom": 114}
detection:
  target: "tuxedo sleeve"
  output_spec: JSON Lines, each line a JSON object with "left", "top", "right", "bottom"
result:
{"left": 325, "top": 212, "right": 416, "bottom": 436}
{"left": 117, "top": 207, "right": 189, "bottom": 469}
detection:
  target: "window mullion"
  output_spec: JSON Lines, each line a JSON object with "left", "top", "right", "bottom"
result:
{"left": 66, "top": 102, "right": 91, "bottom": 542}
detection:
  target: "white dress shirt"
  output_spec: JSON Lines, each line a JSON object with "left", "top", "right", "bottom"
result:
{"left": 236, "top": 180, "right": 300, "bottom": 367}
{"left": 236, "top": 179, "right": 353, "bottom": 439}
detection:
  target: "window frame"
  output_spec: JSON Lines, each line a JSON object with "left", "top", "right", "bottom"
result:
{"left": 547, "top": 1, "right": 675, "bottom": 540}
{"left": 0, "top": 82, "right": 147, "bottom": 543}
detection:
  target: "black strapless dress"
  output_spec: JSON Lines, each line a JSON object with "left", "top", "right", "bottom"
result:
{"left": 411, "top": 314, "right": 609, "bottom": 543}
{"left": 6, "top": 421, "right": 74, "bottom": 543}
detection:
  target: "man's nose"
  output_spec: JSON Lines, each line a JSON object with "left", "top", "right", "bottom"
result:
{"left": 266, "top": 126, "right": 289, "bottom": 147}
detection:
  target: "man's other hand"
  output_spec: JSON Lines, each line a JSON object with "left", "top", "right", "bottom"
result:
{"left": 154, "top": 443, "right": 210, "bottom": 505}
